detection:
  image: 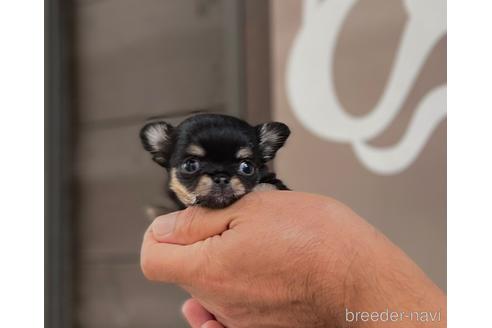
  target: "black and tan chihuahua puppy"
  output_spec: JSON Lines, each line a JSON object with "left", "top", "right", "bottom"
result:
{"left": 140, "top": 114, "right": 290, "bottom": 209}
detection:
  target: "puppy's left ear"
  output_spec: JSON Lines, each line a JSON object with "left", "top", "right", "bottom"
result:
{"left": 140, "top": 121, "right": 174, "bottom": 167}
{"left": 255, "top": 122, "right": 291, "bottom": 162}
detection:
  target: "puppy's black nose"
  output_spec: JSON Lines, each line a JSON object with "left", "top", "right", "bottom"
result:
{"left": 213, "top": 174, "right": 230, "bottom": 185}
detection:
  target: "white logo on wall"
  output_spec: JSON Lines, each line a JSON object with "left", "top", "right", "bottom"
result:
{"left": 286, "top": 0, "right": 446, "bottom": 175}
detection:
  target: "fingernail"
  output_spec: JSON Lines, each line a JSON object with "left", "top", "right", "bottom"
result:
{"left": 152, "top": 212, "right": 178, "bottom": 238}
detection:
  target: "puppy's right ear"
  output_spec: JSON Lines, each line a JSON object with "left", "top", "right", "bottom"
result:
{"left": 140, "top": 121, "right": 174, "bottom": 167}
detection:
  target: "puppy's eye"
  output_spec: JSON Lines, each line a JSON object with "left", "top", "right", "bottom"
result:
{"left": 238, "top": 161, "right": 255, "bottom": 176}
{"left": 181, "top": 158, "right": 200, "bottom": 174}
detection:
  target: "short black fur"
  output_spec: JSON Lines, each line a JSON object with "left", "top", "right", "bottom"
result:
{"left": 140, "top": 114, "right": 290, "bottom": 209}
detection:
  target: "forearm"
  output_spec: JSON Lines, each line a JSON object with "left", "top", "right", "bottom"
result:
{"left": 351, "top": 242, "right": 446, "bottom": 327}
{"left": 315, "top": 223, "right": 446, "bottom": 327}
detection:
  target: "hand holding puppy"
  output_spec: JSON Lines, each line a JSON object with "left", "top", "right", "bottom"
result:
{"left": 140, "top": 191, "right": 446, "bottom": 328}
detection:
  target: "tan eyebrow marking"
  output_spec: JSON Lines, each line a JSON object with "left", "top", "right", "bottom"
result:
{"left": 186, "top": 144, "right": 206, "bottom": 157}
{"left": 236, "top": 147, "right": 253, "bottom": 159}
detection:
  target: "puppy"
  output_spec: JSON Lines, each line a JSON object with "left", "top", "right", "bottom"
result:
{"left": 140, "top": 114, "right": 290, "bottom": 209}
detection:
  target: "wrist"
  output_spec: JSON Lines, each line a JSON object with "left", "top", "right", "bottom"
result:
{"left": 342, "top": 232, "right": 446, "bottom": 327}
{"left": 309, "top": 224, "right": 446, "bottom": 328}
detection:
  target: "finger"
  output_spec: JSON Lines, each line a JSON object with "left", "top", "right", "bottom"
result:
{"left": 151, "top": 206, "right": 236, "bottom": 245}
{"left": 140, "top": 225, "right": 205, "bottom": 284}
{"left": 182, "top": 298, "right": 215, "bottom": 328}
{"left": 202, "top": 320, "right": 225, "bottom": 328}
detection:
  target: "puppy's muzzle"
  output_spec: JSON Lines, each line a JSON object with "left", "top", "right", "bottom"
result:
{"left": 212, "top": 173, "right": 230, "bottom": 186}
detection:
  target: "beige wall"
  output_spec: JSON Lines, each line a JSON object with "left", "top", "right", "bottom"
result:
{"left": 271, "top": 0, "right": 446, "bottom": 289}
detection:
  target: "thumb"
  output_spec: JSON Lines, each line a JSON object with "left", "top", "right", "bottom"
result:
{"left": 151, "top": 206, "right": 235, "bottom": 245}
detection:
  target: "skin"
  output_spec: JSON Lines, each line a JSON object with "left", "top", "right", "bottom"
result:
{"left": 140, "top": 191, "right": 446, "bottom": 328}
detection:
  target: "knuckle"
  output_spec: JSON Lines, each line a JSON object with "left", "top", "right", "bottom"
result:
{"left": 198, "top": 238, "right": 230, "bottom": 283}
{"left": 216, "top": 304, "right": 246, "bottom": 324}
{"left": 243, "top": 188, "right": 269, "bottom": 207}
{"left": 185, "top": 243, "right": 216, "bottom": 288}
{"left": 237, "top": 191, "right": 263, "bottom": 211}
{"left": 179, "top": 205, "right": 202, "bottom": 219}
{"left": 175, "top": 206, "right": 204, "bottom": 242}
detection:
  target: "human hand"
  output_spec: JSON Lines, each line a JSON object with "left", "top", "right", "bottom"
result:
{"left": 181, "top": 298, "right": 224, "bottom": 328}
{"left": 140, "top": 191, "right": 446, "bottom": 328}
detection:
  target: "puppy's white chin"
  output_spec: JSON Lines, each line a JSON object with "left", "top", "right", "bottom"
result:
{"left": 197, "top": 191, "right": 239, "bottom": 209}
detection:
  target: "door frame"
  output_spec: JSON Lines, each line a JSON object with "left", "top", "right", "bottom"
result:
{"left": 45, "top": 0, "right": 76, "bottom": 326}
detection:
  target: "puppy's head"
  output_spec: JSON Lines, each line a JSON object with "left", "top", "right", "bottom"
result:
{"left": 140, "top": 114, "right": 290, "bottom": 208}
